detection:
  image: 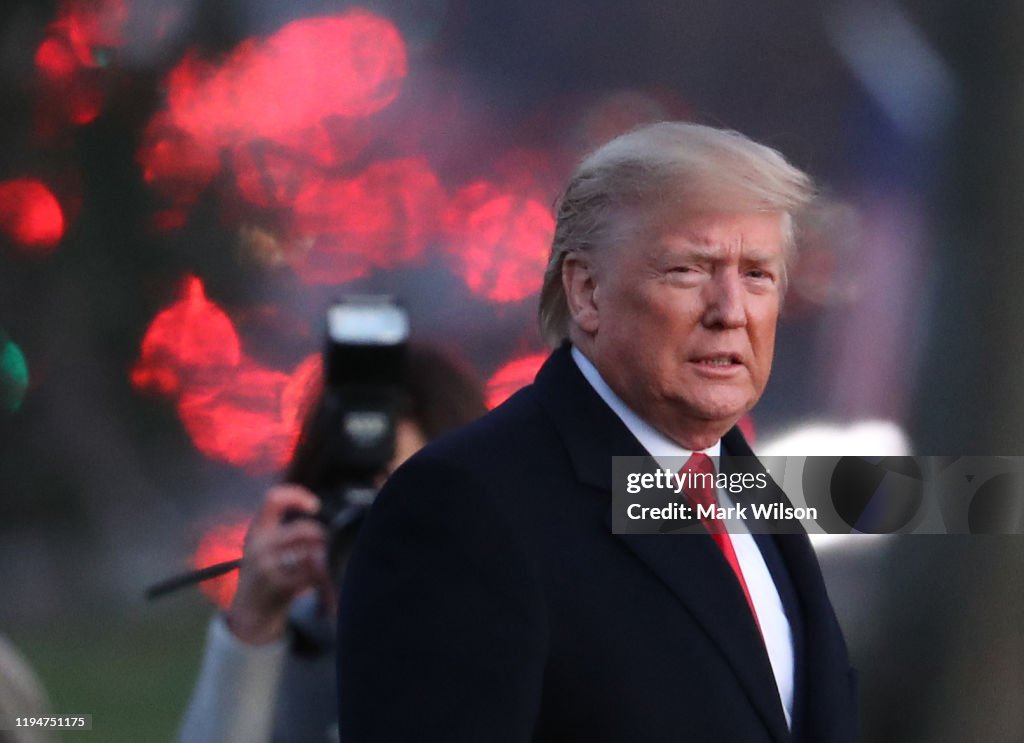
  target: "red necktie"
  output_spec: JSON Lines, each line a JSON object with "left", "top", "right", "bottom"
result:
{"left": 682, "top": 453, "right": 761, "bottom": 633}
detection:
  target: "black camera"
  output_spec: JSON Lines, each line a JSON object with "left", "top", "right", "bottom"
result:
{"left": 285, "top": 296, "right": 410, "bottom": 574}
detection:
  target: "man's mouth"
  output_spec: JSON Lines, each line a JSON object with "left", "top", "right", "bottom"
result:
{"left": 692, "top": 355, "right": 741, "bottom": 367}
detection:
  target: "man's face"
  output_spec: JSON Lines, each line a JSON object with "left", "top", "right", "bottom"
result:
{"left": 570, "top": 211, "right": 785, "bottom": 449}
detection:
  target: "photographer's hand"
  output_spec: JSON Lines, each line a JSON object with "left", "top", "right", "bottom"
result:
{"left": 225, "top": 485, "right": 332, "bottom": 645}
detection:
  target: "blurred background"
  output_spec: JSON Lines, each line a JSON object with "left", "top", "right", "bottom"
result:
{"left": 0, "top": 0, "right": 1022, "bottom": 740}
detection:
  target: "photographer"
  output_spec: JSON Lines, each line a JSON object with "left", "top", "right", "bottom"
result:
{"left": 178, "top": 344, "right": 486, "bottom": 743}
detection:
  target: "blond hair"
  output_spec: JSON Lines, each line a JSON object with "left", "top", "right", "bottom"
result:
{"left": 538, "top": 122, "right": 815, "bottom": 346}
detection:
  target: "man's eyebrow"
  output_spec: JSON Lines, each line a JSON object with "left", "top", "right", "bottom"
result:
{"left": 660, "top": 246, "right": 781, "bottom": 263}
{"left": 659, "top": 235, "right": 721, "bottom": 260}
{"left": 742, "top": 251, "right": 783, "bottom": 263}
{"left": 668, "top": 247, "right": 719, "bottom": 262}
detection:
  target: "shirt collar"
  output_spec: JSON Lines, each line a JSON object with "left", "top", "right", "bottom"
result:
{"left": 570, "top": 345, "right": 720, "bottom": 468}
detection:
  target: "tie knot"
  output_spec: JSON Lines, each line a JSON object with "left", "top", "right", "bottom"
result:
{"left": 685, "top": 451, "right": 714, "bottom": 476}
{"left": 680, "top": 452, "right": 718, "bottom": 509}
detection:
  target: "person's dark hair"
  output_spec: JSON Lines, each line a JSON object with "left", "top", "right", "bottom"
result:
{"left": 396, "top": 345, "right": 487, "bottom": 440}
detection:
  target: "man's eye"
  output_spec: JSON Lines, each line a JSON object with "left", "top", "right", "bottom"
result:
{"left": 746, "top": 269, "right": 773, "bottom": 280}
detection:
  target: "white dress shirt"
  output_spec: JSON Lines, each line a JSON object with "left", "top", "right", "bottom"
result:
{"left": 571, "top": 346, "right": 794, "bottom": 728}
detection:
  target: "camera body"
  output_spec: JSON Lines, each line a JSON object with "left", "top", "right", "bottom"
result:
{"left": 285, "top": 296, "right": 410, "bottom": 572}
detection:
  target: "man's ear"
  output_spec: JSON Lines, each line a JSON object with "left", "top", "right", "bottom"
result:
{"left": 562, "top": 253, "right": 600, "bottom": 334}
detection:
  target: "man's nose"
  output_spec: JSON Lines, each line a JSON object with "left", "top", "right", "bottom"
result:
{"left": 701, "top": 272, "right": 746, "bottom": 329}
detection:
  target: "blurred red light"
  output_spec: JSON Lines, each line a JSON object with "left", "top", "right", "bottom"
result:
{"left": 51, "top": 0, "right": 128, "bottom": 68}
{"left": 131, "top": 275, "right": 242, "bottom": 396}
{"left": 32, "top": 0, "right": 131, "bottom": 134}
{"left": 141, "top": 11, "right": 413, "bottom": 272}
{"left": 34, "top": 37, "right": 78, "bottom": 80}
{"left": 137, "top": 114, "right": 221, "bottom": 206}
{"left": 485, "top": 352, "right": 548, "bottom": 409}
{"left": 231, "top": 140, "right": 323, "bottom": 211}
{"left": 193, "top": 517, "right": 250, "bottom": 609}
{"left": 291, "top": 157, "right": 444, "bottom": 284}
{"left": 0, "top": 179, "right": 65, "bottom": 252}
{"left": 174, "top": 351, "right": 318, "bottom": 474}
{"left": 67, "top": 82, "right": 104, "bottom": 125}
{"left": 133, "top": 277, "right": 323, "bottom": 472}
{"left": 177, "top": 362, "right": 296, "bottom": 474}
{"left": 151, "top": 208, "right": 189, "bottom": 232}
{"left": 165, "top": 12, "right": 407, "bottom": 148}
{"left": 443, "top": 182, "right": 554, "bottom": 302}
